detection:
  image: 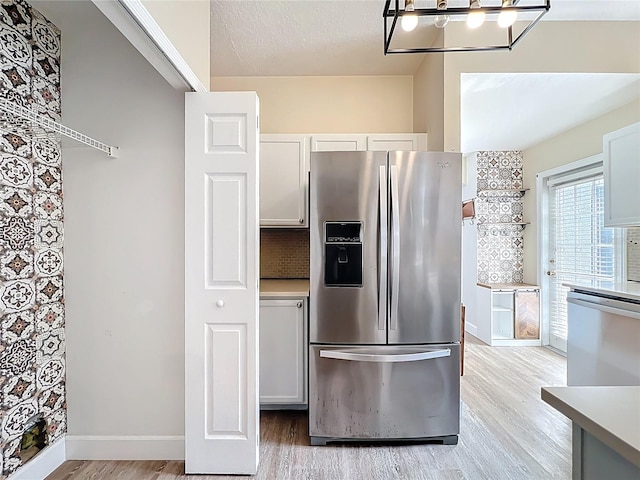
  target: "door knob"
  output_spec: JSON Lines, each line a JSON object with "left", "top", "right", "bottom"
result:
{"left": 216, "top": 300, "right": 225, "bottom": 307}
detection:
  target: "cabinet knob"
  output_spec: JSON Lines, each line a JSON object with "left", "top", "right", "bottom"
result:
{"left": 216, "top": 300, "right": 225, "bottom": 308}
{"left": 546, "top": 271, "right": 556, "bottom": 276}
{"left": 299, "top": 218, "right": 304, "bottom": 224}
{"left": 297, "top": 302, "right": 302, "bottom": 308}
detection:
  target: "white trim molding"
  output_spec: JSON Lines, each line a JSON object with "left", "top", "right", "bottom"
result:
{"left": 65, "top": 435, "right": 185, "bottom": 461}
{"left": 91, "top": 0, "right": 207, "bottom": 93}
{"left": 8, "top": 437, "right": 66, "bottom": 480}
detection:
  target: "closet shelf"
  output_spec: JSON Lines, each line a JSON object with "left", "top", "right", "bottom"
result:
{"left": 0, "top": 98, "right": 118, "bottom": 158}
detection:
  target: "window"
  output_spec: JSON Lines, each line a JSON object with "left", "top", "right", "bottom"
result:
{"left": 547, "top": 173, "right": 619, "bottom": 352}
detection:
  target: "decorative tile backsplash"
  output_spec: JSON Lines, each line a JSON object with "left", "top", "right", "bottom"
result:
{"left": 0, "top": 0, "right": 65, "bottom": 475}
{"left": 476, "top": 151, "right": 525, "bottom": 284}
{"left": 627, "top": 228, "right": 640, "bottom": 282}
{"left": 261, "top": 229, "right": 309, "bottom": 279}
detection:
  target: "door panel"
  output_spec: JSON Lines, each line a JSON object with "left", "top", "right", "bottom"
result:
{"left": 388, "top": 152, "right": 461, "bottom": 344}
{"left": 260, "top": 134, "right": 308, "bottom": 227}
{"left": 259, "top": 299, "right": 306, "bottom": 405}
{"left": 311, "top": 134, "right": 366, "bottom": 152}
{"left": 310, "top": 151, "right": 387, "bottom": 344}
{"left": 515, "top": 290, "right": 540, "bottom": 339}
{"left": 309, "top": 344, "right": 460, "bottom": 439}
{"left": 185, "top": 92, "right": 259, "bottom": 474}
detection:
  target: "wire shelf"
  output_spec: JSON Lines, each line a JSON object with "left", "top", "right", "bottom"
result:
{"left": 0, "top": 97, "right": 118, "bottom": 158}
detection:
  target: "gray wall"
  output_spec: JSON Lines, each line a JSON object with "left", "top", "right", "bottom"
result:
{"left": 32, "top": 0, "right": 185, "bottom": 438}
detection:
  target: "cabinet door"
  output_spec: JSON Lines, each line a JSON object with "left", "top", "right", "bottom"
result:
{"left": 515, "top": 290, "right": 540, "bottom": 339}
{"left": 366, "top": 134, "right": 427, "bottom": 151}
{"left": 603, "top": 122, "right": 640, "bottom": 227}
{"left": 259, "top": 299, "right": 306, "bottom": 405}
{"left": 311, "top": 134, "right": 367, "bottom": 152}
{"left": 260, "top": 135, "right": 309, "bottom": 227}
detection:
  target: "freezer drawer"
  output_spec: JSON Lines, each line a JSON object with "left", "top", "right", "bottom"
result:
{"left": 309, "top": 344, "right": 460, "bottom": 442}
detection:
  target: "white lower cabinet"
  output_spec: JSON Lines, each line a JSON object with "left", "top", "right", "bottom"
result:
{"left": 259, "top": 298, "right": 307, "bottom": 407}
{"left": 476, "top": 285, "right": 541, "bottom": 346}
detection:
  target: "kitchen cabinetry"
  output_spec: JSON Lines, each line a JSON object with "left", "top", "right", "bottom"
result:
{"left": 366, "top": 133, "right": 427, "bottom": 151}
{"left": 311, "top": 134, "right": 367, "bottom": 152}
{"left": 476, "top": 284, "right": 540, "bottom": 346}
{"left": 310, "top": 133, "right": 427, "bottom": 152}
{"left": 260, "top": 134, "right": 309, "bottom": 227}
{"left": 603, "top": 122, "right": 640, "bottom": 227}
{"left": 259, "top": 133, "right": 428, "bottom": 226}
{"left": 259, "top": 298, "right": 307, "bottom": 407}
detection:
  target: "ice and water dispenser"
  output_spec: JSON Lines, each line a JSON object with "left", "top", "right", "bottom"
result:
{"left": 324, "top": 222, "right": 363, "bottom": 287}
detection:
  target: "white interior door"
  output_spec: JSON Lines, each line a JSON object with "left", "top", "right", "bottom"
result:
{"left": 185, "top": 92, "right": 260, "bottom": 474}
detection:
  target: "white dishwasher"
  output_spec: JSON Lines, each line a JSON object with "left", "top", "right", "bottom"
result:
{"left": 567, "top": 290, "right": 640, "bottom": 386}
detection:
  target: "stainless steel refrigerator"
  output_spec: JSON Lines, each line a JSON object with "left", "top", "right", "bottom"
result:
{"left": 309, "top": 150, "right": 461, "bottom": 446}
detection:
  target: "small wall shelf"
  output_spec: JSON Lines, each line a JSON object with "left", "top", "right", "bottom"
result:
{"left": 479, "top": 222, "right": 530, "bottom": 226}
{"left": 0, "top": 97, "right": 118, "bottom": 158}
{"left": 478, "top": 188, "right": 529, "bottom": 195}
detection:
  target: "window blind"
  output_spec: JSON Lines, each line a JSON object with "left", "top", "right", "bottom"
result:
{"left": 548, "top": 174, "right": 615, "bottom": 351}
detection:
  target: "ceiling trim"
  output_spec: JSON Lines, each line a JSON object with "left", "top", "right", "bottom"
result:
{"left": 92, "top": 0, "right": 207, "bottom": 93}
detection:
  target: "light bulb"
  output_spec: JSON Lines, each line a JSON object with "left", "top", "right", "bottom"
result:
{"left": 498, "top": 0, "right": 517, "bottom": 28}
{"left": 466, "top": 0, "right": 485, "bottom": 29}
{"left": 434, "top": 15, "right": 449, "bottom": 29}
{"left": 401, "top": 14, "right": 418, "bottom": 32}
{"left": 466, "top": 11, "right": 485, "bottom": 29}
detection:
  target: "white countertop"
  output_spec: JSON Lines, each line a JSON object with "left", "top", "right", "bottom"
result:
{"left": 564, "top": 281, "right": 640, "bottom": 302}
{"left": 260, "top": 279, "right": 310, "bottom": 297}
{"left": 541, "top": 386, "right": 640, "bottom": 467}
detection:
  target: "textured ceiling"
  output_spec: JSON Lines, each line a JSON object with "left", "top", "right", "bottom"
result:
{"left": 210, "top": 0, "right": 640, "bottom": 77}
{"left": 460, "top": 73, "right": 640, "bottom": 153}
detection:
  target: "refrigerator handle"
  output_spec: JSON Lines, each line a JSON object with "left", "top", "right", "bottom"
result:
{"left": 390, "top": 164, "right": 400, "bottom": 330}
{"left": 378, "top": 165, "right": 388, "bottom": 331}
{"left": 320, "top": 348, "right": 451, "bottom": 363}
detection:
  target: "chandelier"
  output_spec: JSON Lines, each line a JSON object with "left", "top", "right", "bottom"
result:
{"left": 383, "top": 0, "right": 550, "bottom": 54}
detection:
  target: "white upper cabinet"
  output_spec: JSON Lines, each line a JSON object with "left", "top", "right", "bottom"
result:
{"left": 311, "top": 134, "right": 367, "bottom": 152}
{"left": 367, "top": 133, "right": 428, "bottom": 151}
{"left": 311, "top": 133, "right": 427, "bottom": 152}
{"left": 603, "top": 122, "right": 640, "bottom": 227}
{"left": 260, "top": 134, "right": 309, "bottom": 227}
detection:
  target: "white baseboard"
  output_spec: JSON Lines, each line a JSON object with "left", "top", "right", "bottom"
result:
{"left": 65, "top": 435, "right": 184, "bottom": 460}
{"left": 8, "top": 437, "right": 66, "bottom": 480}
{"left": 465, "top": 321, "right": 478, "bottom": 337}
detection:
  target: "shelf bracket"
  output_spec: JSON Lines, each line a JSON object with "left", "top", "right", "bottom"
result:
{"left": 0, "top": 98, "right": 118, "bottom": 158}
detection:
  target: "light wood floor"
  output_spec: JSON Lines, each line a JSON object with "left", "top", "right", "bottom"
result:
{"left": 46, "top": 336, "right": 570, "bottom": 479}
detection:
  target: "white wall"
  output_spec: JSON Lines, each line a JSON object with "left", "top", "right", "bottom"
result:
{"left": 32, "top": 1, "right": 185, "bottom": 438}
{"left": 141, "top": 0, "right": 210, "bottom": 90}
{"left": 413, "top": 49, "right": 444, "bottom": 150}
{"left": 211, "top": 76, "right": 414, "bottom": 134}
{"left": 461, "top": 154, "right": 478, "bottom": 336}
{"left": 443, "top": 21, "right": 640, "bottom": 152}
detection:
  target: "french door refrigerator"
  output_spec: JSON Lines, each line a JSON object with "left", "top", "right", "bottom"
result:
{"left": 309, "top": 150, "right": 461, "bottom": 446}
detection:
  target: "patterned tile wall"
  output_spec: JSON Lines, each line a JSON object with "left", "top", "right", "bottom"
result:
{"left": 0, "top": 0, "right": 65, "bottom": 476}
{"left": 475, "top": 151, "right": 525, "bottom": 284}
{"left": 261, "top": 229, "right": 310, "bottom": 279}
{"left": 627, "top": 227, "right": 640, "bottom": 282}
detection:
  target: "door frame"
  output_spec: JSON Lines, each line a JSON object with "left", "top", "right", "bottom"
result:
{"left": 535, "top": 154, "right": 602, "bottom": 348}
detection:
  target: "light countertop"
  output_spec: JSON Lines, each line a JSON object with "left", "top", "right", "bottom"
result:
{"left": 541, "top": 386, "right": 640, "bottom": 467}
{"left": 477, "top": 282, "right": 540, "bottom": 290}
{"left": 260, "top": 279, "right": 310, "bottom": 297}
{"left": 564, "top": 281, "right": 640, "bottom": 302}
